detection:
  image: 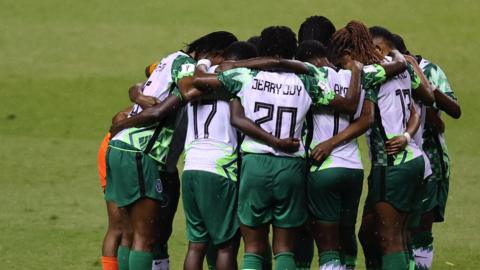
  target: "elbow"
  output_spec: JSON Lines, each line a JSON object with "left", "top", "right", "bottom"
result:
{"left": 450, "top": 107, "right": 462, "bottom": 119}
{"left": 230, "top": 116, "right": 241, "bottom": 129}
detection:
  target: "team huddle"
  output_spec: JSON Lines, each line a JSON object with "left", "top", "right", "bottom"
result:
{"left": 97, "top": 16, "right": 461, "bottom": 270}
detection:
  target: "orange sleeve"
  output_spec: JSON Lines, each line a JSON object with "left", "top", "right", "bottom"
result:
{"left": 97, "top": 132, "right": 111, "bottom": 191}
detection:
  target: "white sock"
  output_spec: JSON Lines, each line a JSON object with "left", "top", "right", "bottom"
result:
{"left": 320, "top": 261, "right": 345, "bottom": 270}
{"left": 152, "top": 258, "right": 169, "bottom": 270}
{"left": 413, "top": 244, "right": 433, "bottom": 270}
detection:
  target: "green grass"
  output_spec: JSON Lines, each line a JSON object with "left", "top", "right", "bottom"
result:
{"left": 1, "top": 0, "right": 479, "bottom": 269}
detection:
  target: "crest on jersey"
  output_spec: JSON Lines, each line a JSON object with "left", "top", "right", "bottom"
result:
{"left": 155, "top": 179, "right": 163, "bottom": 193}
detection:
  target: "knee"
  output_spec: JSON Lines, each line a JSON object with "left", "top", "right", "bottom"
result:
{"left": 245, "top": 241, "right": 268, "bottom": 255}
{"left": 188, "top": 242, "right": 208, "bottom": 255}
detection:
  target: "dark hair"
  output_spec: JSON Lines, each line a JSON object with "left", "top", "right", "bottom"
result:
{"left": 298, "top": 15, "right": 336, "bottom": 46}
{"left": 223, "top": 41, "right": 258, "bottom": 60}
{"left": 259, "top": 26, "right": 297, "bottom": 59}
{"left": 295, "top": 40, "right": 327, "bottom": 62}
{"left": 186, "top": 31, "right": 237, "bottom": 57}
{"left": 247, "top": 36, "right": 261, "bottom": 50}
{"left": 369, "top": 26, "right": 395, "bottom": 45}
{"left": 391, "top": 33, "right": 409, "bottom": 55}
{"left": 330, "top": 20, "right": 383, "bottom": 65}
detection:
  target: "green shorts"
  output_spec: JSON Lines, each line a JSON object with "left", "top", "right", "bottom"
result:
{"left": 308, "top": 168, "right": 363, "bottom": 223}
{"left": 105, "top": 140, "right": 164, "bottom": 207}
{"left": 365, "top": 156, "right": 424, "bottom": 213}
{"left": 420, "top": 175, "right": 449, "bottom": 222}
{"left": 182, "top": 170, "right": 239, "bottom": 245}
{"left": 238, "top": 154, "right": 308, "bottom": 228}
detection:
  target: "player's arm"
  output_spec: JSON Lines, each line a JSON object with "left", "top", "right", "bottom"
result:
{"left": 191, "top": 61, "right": 223, "bottom": 93}
{"left": 432, "top": 89, "right": 461, "bottom": 119}
{"left": 128, "top": 82, "right": 160, "bottom": 109}
{"left": 110, "top": 95, "right": 184, "bottom": 136}
{"left": 326, "top": 60, "right": 363, "bottom": 115}
{"left": 385, "top": 103, "right": 420, "bottom": 155}
{"left": 229, "top": 98, "right": 300, "bottom": 153}
{"left": 404, "top": 55, "right": 435, "bottom": 106}
{"left": 381, "top": 49, "right": 408, "bottom": 78}
{"left": 425, "top": 108, "right": 445, "bottom": 133}
{"left": 310, "top": 100, "right": 375, "bottom": 163}
{"left": 219, "top": 57, "right": 311, "bottom": 74}
{"left": 111, "top": 106, "right": 133, "bottom": 125}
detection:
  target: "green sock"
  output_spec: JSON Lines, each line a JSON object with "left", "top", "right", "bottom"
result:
{"left": 129, "top": 250, "right": 153, "bottom": 270}
{"left": 117, "top": 245, "right": 131, "bottom": 270}
{"left": 152, "top": 242, "right": 169, "bottom": 260}
{"left": 344, "top": 254, "right": 357, "bottom": 270}
{"left": 382, "top": 252, "right": 409, "bottom": 270}
{"left": 319, "top": 251, "right": 342, "bottom": 269}
{"left": 242, "top": 253, "right": 263, "bottom": 270}
{"left": 274, "top": 252, "right": 296, "bottom": 270}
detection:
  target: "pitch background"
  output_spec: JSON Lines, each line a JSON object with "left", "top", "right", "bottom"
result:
{"left": 1, "top": 0, "right": 479, "bottom": 269}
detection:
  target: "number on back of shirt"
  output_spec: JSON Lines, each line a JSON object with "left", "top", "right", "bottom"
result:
{"left": 254, "top": 102, "right": 297, "bottom": 138}
{"left": 191, "top": 100, "right": 217, "bottom": 139}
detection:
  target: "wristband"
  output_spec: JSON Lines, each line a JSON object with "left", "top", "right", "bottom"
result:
{"left": 196, "top": 59, "right": 211, "bottom": 69}
{"left": 403, "top": 132, "right": 411, "bottom": 143}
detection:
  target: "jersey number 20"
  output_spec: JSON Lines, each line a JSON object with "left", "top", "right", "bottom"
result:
{"left": 254, "top": 102, "right": 297, "bottom": 138}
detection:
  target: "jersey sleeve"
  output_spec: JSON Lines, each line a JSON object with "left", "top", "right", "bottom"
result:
{"left": 406, "top": 63, "right": 421, "bottom": 90}
{"left": 423, "top": 63, "right": 456, "bottom": 99}
{"left": 171, "top": 55, "right": 196, "bottom": 84}
{"left": 217, "top": 67, "right": 256, "bottom": 95}
{"left": 300, "top": 66, "right": 335, "bottom": 106}
{"left": 362, "top": 64, "right": 386, "bottom": 104}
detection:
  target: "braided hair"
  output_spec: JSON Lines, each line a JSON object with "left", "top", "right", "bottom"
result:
{"left": 329, "top": 20, "right": 382, "bottom": 65}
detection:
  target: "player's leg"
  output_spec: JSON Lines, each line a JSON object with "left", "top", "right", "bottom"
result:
{"left": 118, "top": 207, "right": 132, "bottom": 270}
{"left": 293, "top": 225, "right": 314, "bottom": 270}
{"left": 240, "top": 224, "right": 270, "bottom": 269}
{"left": 182, "top": 171, "right": 209, "bottom": 270}
{"left": 153, "top": 169, "right": 181, "bottom": 270}
{"left": 237, "top": 154, "right": 274, "bottom": 269}
{"left": 195, "top": 170, "right": 240, "bottom": 270}
{"left": 374, "top": 202, "right": 409, "bottom": 270}
{"left": 339, "top": 169, "right": 364, "bottom": 270}
{"left": 359, "top": 209, "right": 382, "bottom": 270}
{"left": 129, "top": 198, "right": 160, "bottom": 270}
{"left": 272, "top": 156, "right": 308, "bottom": 270}
{"left": 307, "top": 169, "right": 343, "bottom": 270}
{"left": 102, "top": 201, "right": 123, "bottom": 270}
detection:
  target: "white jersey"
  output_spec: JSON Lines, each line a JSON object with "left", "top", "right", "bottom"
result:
{"left": 111, "top": 51, "right": 195, "bottom": 166}
{"left": 218, "top": 67, "right": 336, "bottom": 157}
{"left": 366, "top": 60, "right": 424, "bottom": 166}
{"left": 310, "top": 67, "right": 363, "bottom": 171}
{"left": 184, "top": 66, "right": 238, "bottom": 180}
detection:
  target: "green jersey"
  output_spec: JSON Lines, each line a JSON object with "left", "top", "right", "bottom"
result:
{"left": 112, "top": 51, "right": 195, "bottom": 169}
{"left": 217, "top": 67, "right": 335, "bottom": 157}
{"left": 419, "top": 57, "right": 456, "bottom": 180}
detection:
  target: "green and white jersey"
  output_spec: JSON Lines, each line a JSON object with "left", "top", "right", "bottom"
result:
{"left": 366, "top": 60, "right": 423, "bottom": 166}
{"left": 112, "top": 51, "right": 195, "bottom": 169}
{"left": 419, "top": 57, "right": 456, "bottom": 180}
{"left": 217, "top": 67, "right": 335, "bottom": 157}
{"left": 184, "top": 66, "right": 238, "bottom": 181}
{"left": 309, "top": 65, "right": 385, "bottom": 171}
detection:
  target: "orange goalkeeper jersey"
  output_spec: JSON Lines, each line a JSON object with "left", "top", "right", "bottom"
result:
{"left": 97, "top": 132, "right": 111, "bottom": 191}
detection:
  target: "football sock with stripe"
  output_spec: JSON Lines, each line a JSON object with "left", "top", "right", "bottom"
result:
{"left": 319, "top": 251, "right": 343, "bottom": 270}
{"left": 117, "top": 246, "right": 131, "bottom": 270}
{"left": 412, "top": 231, "right": 434, "bottom": 270}
{"left": 152, "top": 242, "right": 169, "bottom": 270}
{"left": 274, "top": 252, "right": 296, "bottom": 270}
{"left": 242, "top": 253, "right": 264, "bottom": 270}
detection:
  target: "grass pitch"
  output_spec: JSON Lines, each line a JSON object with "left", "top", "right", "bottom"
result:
{"left": 1, "top": 0, "right": 479, "bottom": 269}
